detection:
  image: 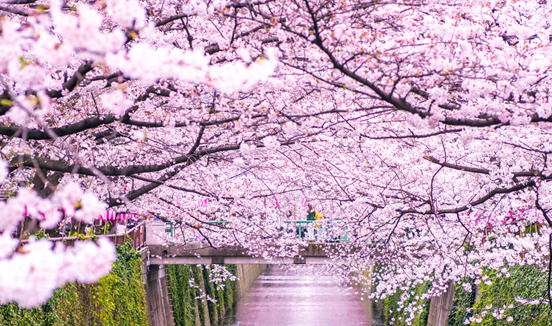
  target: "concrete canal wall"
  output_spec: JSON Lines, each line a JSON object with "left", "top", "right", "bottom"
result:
{"left": 235, "top": 264, "right": 268, "bottom": 301}
{"left": 144, "top": 264, "right": 175, "bottom": 326}
{"left": 426, "top": 281, "right": 455, "bottom": 326}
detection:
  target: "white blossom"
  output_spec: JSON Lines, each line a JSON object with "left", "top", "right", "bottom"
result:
{"left": 101, "top": 90, "right": 131, "bottom": 117}
{"left": 262, "top": 136, "right": 280, "bottom": 151}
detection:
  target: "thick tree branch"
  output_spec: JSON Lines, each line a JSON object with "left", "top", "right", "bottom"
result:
{"left": 0, "top": 5, "right": 29, "bottom": 16}
{"left": 428, "top": 181, "right": 536, "bottom": 215}
{"left": 108, "top": 156, "right": 203, "bottom": 206}
{"left": 423, "top": 155, "right": 544, "bottom": 178}
{"left": 46, "top": 61, "right": 94, "bottom": 98}
{"left": 423, "top": 156, "right": 491, "bottom": 175}
{"left": 0, "top": 113, "right": 268, "bottom": 140}
{"left": 11, "top": 143, "right": 241, "bottom": 176}
{"left": 187, "top": 125, "right": 205, "bottom": 155}
{"left": 0, "top": 115, "right": 118, "bottom": 139}
{"left": 3, "top": 0, "right": 38, "bottom": 4}
{"left": 361, "top": 129, "right": 462, "bottom": 140}
{"left": 155, "top": 14, "right": 189, "bottom": 27}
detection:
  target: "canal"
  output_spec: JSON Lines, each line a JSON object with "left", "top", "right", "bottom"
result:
{"left": 222, "top": 265, "right": 383, "bottom": 326}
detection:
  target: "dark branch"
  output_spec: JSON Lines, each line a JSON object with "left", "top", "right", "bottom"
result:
{"left": 0, "top": 115, "right": 118, "bottom": 139}
{"left": 156, "top": 14, "right": 189, "bottom": 27}
{"left": 46, "top": 61, "right": 94, "bottom": 98}
{"left": 423, "top": 155, "right": 544, "bottom": 178}
{"left": 11, "top": 143, "right": 241, "bottom": 176}
{"left": 423, "top": 156, "right": 490, "bottom": 175}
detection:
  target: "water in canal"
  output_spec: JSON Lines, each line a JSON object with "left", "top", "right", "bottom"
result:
{"left": 222, "top": 265, "right": 384, "bottom": 326}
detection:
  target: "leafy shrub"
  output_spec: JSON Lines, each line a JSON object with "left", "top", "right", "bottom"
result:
{"left": 468, "top": 265, "right": 551, "bottom": 326}
{"left": 0, "top": 241, "right": 148, "bottom": 326}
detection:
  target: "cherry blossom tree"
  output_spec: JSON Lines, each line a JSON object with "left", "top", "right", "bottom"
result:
{"left": 0, "top": 0, "right": 551, "bottom": 320}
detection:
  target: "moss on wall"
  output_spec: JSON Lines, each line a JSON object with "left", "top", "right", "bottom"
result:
{"left": 167, "top": 264, "right": 237, "bottom": 326}
{"left": 373, "top": 263, "right": 551, "bottom": 326}
{"left": 372, "top": 265, "right": 431, "bottom": 326}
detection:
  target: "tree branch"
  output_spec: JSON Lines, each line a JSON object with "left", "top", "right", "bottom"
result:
{"left": 46, "top": 61, "right": 94, "bottom": 98}
{"left": 156, "top": 14, "right": 189, "bottom": 27}
{"left": 423, "top": 155, "right": 544, "bottom": 178}
{"left": 11, "top": 143, "right": 241, "bottom": 176}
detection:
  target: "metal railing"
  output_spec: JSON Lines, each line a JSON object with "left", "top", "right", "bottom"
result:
{"left": 163, "top": 220, "right": 349, "bottom": 243}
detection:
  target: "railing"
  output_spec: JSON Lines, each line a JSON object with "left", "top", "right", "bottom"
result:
{"left": 22, "top": 222, "right": 146, "bottom": 251}
{"left": 285, "top": 220, "right": 348, "bottom": 242}
{"left": 163, "top": 220, "right": 349, "bottom": 243}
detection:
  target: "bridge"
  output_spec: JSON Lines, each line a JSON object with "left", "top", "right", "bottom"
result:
{"left": 146, "top": 221, "right": 348, "bottom": 265}
{"left": 147, "top": 243, "right": 341, "bottom": 265}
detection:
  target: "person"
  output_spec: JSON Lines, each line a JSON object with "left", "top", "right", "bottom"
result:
{"left": 258, "top": 213, "right": 268, "bottom": 239}
{"left": 305, "top": 204, "right": 317, "bottom": 240}
{"left": 306, "top": 204, "right": 316, "bottom": 221}
{"left": 284, "top": 211, "right": 294, "bottom": 235}
{"left": 59, "top": 219, "right": 72, "bottom": 237}
{"left": 209, "top": 211, "right": 217, "bottom": 221}
{"left": 127, "top": 217, "right": 137, "bottom": 230}
{"left": 313, "top": 210, "right": 325, "bottom": 240}
{"left": 285, "top": 210, "right": 292, "bottom": 220}
{"left": 116, "top": 222, "right": 126, "bottom": 235}
{"left": 84, "top": 223, "right": 93, "bottom": 235}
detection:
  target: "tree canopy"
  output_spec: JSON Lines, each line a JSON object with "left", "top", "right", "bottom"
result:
{"left": 0, "top": 0, "right": 551, "bottom": 321}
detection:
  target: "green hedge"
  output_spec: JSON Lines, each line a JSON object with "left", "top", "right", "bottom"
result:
{"left": 373, "top": 263, "right": 551, "bottom": 326}
{"left": 380, "top": 281, "right": 431, "bottom": 326}
{"left": 0, "top": 242, "right": 148, "bottom": 326}
{"left": 372, "top": 266, "right": 431, "bottom": 326}
{"left": 166, "top": 265, "right": 198, "bottom": 326}
{"left": 166, "top": 264, "right": 237, "bottom": 326}
{"left": 466, "top": 265, "right": 551, "bottom": 325}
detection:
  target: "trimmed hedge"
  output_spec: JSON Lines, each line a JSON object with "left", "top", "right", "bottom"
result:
{"left": 0, "top": 242, "right": 148, "bottom": 326}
